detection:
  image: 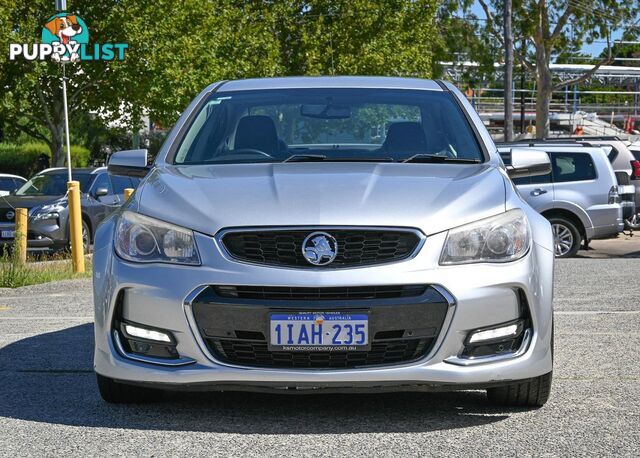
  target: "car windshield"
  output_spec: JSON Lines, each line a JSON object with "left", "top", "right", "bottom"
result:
{"left": 15, "top": 172, "right": 93, "bottom": 196}
{"left": 174, "top": 88, "right": 484, "bottom": 164}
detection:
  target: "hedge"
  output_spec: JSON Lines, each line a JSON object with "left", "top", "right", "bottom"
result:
{"left": 0, "top": 143, "right": 90, "bottom": 178}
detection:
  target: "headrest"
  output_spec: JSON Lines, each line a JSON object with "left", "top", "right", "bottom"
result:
{"left": 234, "top": 115, "right": 279, "bottom": 155}
{"left": 382, "top": 122, "right": 427, "bottom": 153}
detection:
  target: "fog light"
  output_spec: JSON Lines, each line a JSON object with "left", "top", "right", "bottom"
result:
{"left": 468, "top": 323, "right": 520, "bottom": 344}
{"left": 124, "top": 323, "right": 172, "bottom": 342}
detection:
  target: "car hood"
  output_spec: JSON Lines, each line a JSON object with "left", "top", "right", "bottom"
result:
{"left": 0, "top": 195, "right": 63, "bottom": 210}
{"left": 137, "top": 163, "right": 507, "bottom": 236}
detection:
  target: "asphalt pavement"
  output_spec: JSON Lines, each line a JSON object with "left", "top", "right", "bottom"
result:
{"left": 0, "top": 259, "right": 638, "bottom": 456}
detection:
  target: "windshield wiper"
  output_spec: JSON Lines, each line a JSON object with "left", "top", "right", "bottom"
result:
{"left": 283, "top": 155, "right": 395, "bottom": 163}
{"left": 283, "top": 154, "right": 328, "bottom": 162}
{"left": 402, "top": 154, "right": 480, "bottom": 164}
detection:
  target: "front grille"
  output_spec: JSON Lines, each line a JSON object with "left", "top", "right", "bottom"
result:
{"left": 0, "top": 209, "right": 16, "bottom": 223}
{"left": 207, "top": 337, "right": 433, "bottom": 369}
{"left": 220, "top": 228, "right": 422, "bottom": 268}
{"left": 213, "top": 284, "right": 428, "bottom": 301}
{"left": 190, "top": 284, "right": 450, "bottom": 370}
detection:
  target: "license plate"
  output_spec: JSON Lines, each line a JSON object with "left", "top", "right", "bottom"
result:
{"left": 1, "top": 230, "right": 15, "bottom": 239}
{"left": 269, "top": 312, "right": 369, "bottom": 351}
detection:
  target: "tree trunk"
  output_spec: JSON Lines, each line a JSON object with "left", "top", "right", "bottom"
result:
{"left": 534, "top": 28, "right": 553, "bottom": 139}
{"left": 50, "top": 126, "right": 66, "bottom": 167}
{"left": 533, "top": 1, "right": 553, "bottom": 139}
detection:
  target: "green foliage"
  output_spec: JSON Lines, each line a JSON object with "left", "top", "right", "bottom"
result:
{"left": 433, "top": 0, "right": 499, "bottom": 81}
{"left": 0, "top": 142, "right": 89, "bottom": 177}
{"left": 606, "top": 41, "right": 640, "bottom": 68}
{"left": 0, "top": 0, "right": 139, "bottom": 165}
{"left": 271, "top": 0, "right": 439, "bottom": 77}
{"left": 449, "top": 0, "right": 640, "bottom": 137}
{"left": 0, "top": 251, "right": 91, "bottom": 288}
{"left": 0, "top": 0, "right": 441, "bottom": 156}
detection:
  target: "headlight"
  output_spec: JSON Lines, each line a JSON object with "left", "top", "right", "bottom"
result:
{"left": 31, "top": 201, "right": 67, "bottom": 221}
{"left": 115, "top": 211, "right": 200, "bottom": 265}
{"left": 440, "top": 209, "right": 530, "bottom": 265}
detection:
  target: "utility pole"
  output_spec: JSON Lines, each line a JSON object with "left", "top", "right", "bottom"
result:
{"left": 520, "top": 40, "right": 526, "bottom": 134}
{"left": 56, "top": 0, "right": 84, "bottom": 273}
{"left": 520, "top": 70, "right": 525, "bottom": 134}
{"left": 503, "top": 0, "right": 514, "bottom": 141}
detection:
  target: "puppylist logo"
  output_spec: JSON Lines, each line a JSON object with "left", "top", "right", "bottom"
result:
{"left": 9, "top": 12, "right": 127, "bottom": 62}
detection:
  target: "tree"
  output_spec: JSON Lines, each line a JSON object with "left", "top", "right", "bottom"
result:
{"left": 0, "top": 0, "right": 140, "bottom": 165}
{"left": 607, "top": 39, "right": 640, "bottom": 67}
{"left": 129, "top": 0, "right": 440, "bottom": 125}
{"left": 472, "top": 0, "right": 640, "bottom": 138}
{"left": 0, "top": 0, "right": 441, "bottom": 162}
{"left": 267, "top": 0, "right": 439, "bottom": 77}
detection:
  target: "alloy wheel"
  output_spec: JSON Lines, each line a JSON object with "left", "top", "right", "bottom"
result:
{"left": 625, "top": 212, "right": 640, "bottom": 230}
{"left": 82, "top": 223, "right": 90, "bottom": 251}
{"left": 552, "top": 223, "right": 574, "bottom": 257}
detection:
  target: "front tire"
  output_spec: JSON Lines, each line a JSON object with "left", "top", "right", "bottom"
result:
{"left": 81, "top": 219, "right": 91, "bottom": 253}
{"left": 549, "top": 217, "right": 581, "bottom": 258}
{"left": 96, "top": 373, "right": 163, "bottom": 404}
{"left": 67, "top": 219, "right": 91, "bottom": 254}
{"left": 486, "top": 372, "right": 553, "bottom": 407}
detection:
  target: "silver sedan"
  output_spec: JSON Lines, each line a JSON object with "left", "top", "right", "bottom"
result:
{"left": 93, "top": 77, "right": 555, "bottom": 407}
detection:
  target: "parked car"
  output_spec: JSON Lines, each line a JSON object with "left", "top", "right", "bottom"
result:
{"left": 503, "top": 137, "right": 638, "bottom": 231}
{"left": 625, "top": 141, "right": 640, "bottom": 229}
{"left": 0, "top": 173, "right": 27, "bottom": 196}
{"left": 94, "top": 77, "right": 555, "bottom": 408}
{"left": 499, "top": 145, "right": 624, "bottom": 258}
{"left": 0, "top": 167, "right": 139, "bottom": 253}
{"left": 578, "top": 138, "right": 639, "bottom": 230}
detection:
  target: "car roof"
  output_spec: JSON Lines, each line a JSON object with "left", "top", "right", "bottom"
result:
{"left": 37, "top": 167, "right": 106, "bottom": 175}
{"left": 0, "top": 173, "right": 26, "bottom": 180}
{"left": 216, "top": 76, "right": 443, "bottom": 92}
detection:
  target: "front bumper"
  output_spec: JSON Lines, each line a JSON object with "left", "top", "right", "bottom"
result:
{"left": 0, "top": 219, "right": 67, "bottom": 251}
{"left": 93, "top": 221, "right": 554, "bottom": 391}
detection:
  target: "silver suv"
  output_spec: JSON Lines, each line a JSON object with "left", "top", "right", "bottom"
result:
{"left": 499, "top": 145, "right": 623, "bottom": 257}
{"left": 94, "top": 77, "right": 555, "bottom": 408}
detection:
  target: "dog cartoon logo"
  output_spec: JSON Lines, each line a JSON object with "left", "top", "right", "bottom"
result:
{"left": 9, "top": 12, "right": 127, "bottom": 62}
{"left": 302, "top": 232, "right": 338, "bottom": 266}
{"left": 41, "top": 13, "right": 89, "bottom": 61}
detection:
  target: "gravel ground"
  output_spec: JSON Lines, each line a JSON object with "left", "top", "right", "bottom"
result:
{"left": 577, "top": 233, "right": 640, "bottom": 259}
{"left": 0, "top": 261, "right": 638, "bottom": 457}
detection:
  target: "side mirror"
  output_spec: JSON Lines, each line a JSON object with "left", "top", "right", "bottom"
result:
{"left": 94, "top": 187, "right": 109, "bottom": 197}
{"left": 506, "top": 148, "right": 551, "bottom": 179}
{"left": 108, "top": 149, "right": 149, "bottom": 178}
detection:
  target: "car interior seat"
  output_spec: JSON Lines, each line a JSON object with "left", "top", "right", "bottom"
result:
{"left": 234, "top": 115, "right": 281, "bottom": 157}
{"left": 381, "top": 122, "right": 428, "bottom": 155}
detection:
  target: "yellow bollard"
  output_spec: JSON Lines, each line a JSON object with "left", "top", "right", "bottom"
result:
{"left": 14, "top": 208, "right": 28, "bottom": 265}
{"left": 124, "top": 188, "right": 134, "bottom": 200}
{"left": 67, "top": 181, "right": 85, "bottom": 273}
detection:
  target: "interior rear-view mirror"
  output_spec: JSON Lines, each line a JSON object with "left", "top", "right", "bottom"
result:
{"left": 300, "top": 104, "right": 351, "bottom": 119}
